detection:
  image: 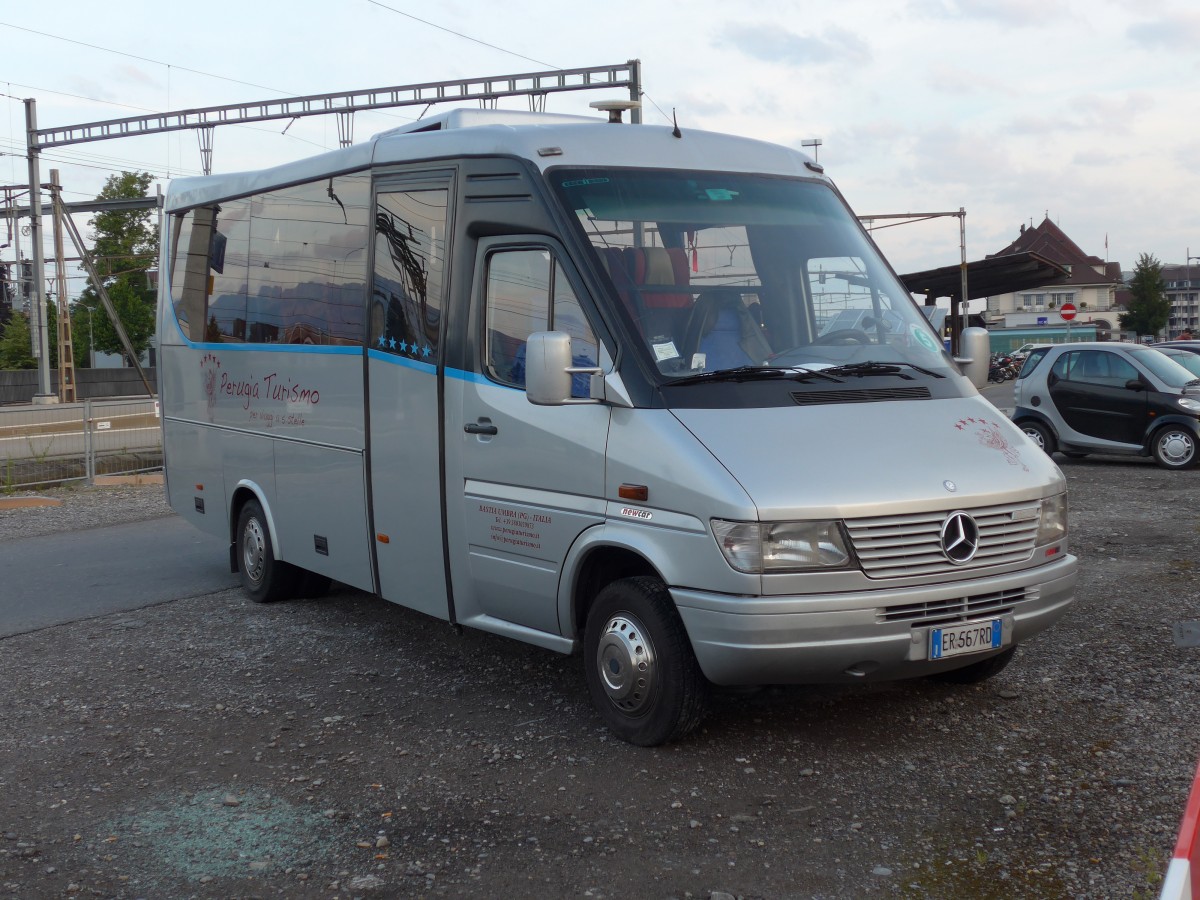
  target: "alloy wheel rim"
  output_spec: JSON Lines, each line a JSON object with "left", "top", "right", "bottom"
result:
{"left": 1160, "top": 431, "right": 1194, "bottom": 465}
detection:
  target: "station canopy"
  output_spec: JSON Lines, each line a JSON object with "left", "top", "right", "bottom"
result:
{"left": 899, "top": 251, "right": 1070, "bottom": 301}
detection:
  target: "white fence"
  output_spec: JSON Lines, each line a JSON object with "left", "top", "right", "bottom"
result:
{"left": 0, "top": 398, "right": 161, "bottom": 489}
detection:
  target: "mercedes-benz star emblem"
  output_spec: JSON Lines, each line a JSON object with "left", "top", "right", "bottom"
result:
{"left": 940, "top": 511, "right": 980, "bottom": 564}
{"left": 943, "top": 480, "right": 957, "bottom": 492}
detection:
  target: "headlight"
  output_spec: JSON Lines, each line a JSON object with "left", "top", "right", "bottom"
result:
{"left": 1036, "top": 493, "right": 1068, "bottom": 544}
{"left": 711, "top": 519, "right": 852, "bottom": 573}
{"left": 1177, "top": 397, "right": 1200, "bottom": 413}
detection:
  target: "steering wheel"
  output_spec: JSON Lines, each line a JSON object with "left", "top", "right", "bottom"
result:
{"left": 812, "top": 328, "right": 871, "bottom": 346}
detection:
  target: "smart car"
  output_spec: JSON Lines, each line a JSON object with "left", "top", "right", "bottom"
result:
{"left": 1012, "top": 342, "right": 1200, "bottom": 469}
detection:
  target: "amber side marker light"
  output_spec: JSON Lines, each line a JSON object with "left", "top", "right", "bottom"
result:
{"left": 618, "top": 484, "right": 649, "bottom": 502}
{"left": 377, "top": 534, "right": 391, "bottom": 544}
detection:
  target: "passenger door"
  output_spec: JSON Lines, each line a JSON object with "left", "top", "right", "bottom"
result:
{"left": 1049, "top": 349, "right": 1149, "bottom": 446}
{"left": 444, "top": 238, "right": 610, "bottom": 637}
{"left": 366, "top": 175, "right": 453, "bottom": 618}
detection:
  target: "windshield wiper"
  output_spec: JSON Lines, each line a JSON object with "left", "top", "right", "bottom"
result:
{"left": 820, "top": 361, "right": 945, "bottom": 379}
{"left": 669, "top": 365, "right": 842, "bottom": 386}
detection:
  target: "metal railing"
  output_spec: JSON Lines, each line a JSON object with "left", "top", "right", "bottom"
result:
{"left": 0, "top": 398, "right": 161, "bottom": 490}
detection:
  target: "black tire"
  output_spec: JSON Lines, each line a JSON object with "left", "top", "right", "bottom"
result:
{"left": 929, "top": 646, "right": 1018, "bottom": 684}
{"left": 583, "top": 576, "right": 709, "bottom": 746}
{"left": 235, "top": 499, "right": 299, "bottom": 603}
{"left": 1151, "top": 425, "right": 1198, "bottom": 470}
{"left": 296, "top": 570, "right": 333, "bottom": 599}
{"left": 1019, "top": 420, "right": 1056, "bottom": 457}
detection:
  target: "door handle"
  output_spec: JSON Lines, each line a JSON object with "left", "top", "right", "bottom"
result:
{"left": 464, "top": 422, "right": 498, "bottom": 435}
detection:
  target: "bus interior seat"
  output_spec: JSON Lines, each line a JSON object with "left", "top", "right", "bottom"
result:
{"left": 625, "top": 247, "right": 693, "bottom": 349}
{"left": 683, "top": 290, "right": 773, "bottom": 369}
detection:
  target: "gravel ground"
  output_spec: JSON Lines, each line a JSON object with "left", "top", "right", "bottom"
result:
{"left": 0, "top": 459, "right": 1198, "bottom": 899}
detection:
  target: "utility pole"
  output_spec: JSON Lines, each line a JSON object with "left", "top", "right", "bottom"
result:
{"left": 50, "top": 170, "right": 77, "bottom": 402}
{"left": 25, "top": 99, "right": 55, "bottom": 403}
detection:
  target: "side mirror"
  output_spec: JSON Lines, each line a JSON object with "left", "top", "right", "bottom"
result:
{"left": 524, "top": 332, "right": 603, "bottom": 406}
{"left": 525, "top": 332, "right": 574, "bottom": 405}
{"left": 955, "top": 327, "right": 991, "bottom": 389}
{"left": 1125, "top": 378, "right": 1146, "bottom": 392}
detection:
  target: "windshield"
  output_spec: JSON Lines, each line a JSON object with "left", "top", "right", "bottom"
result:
{"left": 551, "top": 168, "right": 956, "bottom": 381}
{"left": 1137, "top": 346, "right": 1200, "bottom": 387}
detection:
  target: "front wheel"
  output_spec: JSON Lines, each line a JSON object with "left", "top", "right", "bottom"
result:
{"left": 1018, "top": 420, "right": 1057, "bottom": 457}
{"left": 583, "top": 576, "right": 709, "bottom": 746}
{"left": 236, "top": 499, "right": 300, "bottom": 603}
{"left": 1152, "top": 425, "right": 1198, "bottom": 470}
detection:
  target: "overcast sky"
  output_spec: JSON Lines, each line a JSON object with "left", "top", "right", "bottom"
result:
{"left": 2, "top": 0, "right": 1199, "bottom": 279}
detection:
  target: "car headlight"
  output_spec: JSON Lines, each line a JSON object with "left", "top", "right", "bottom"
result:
{"left": 711, "top": 519, "right": 852, "bottom": 573}
{"left": 1178, "top": 397, "right": 1200, "bottom": 414}
{"left": 1036, "top": 493, "right": 1068, "bottom": 544}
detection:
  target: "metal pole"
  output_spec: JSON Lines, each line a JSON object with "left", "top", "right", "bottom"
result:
{"left": 628, "top": 59, "right": 642, "bottom": 125}
{"left": 83, "top": 398, "right": 94, "bottom": 484}
{"left": 50, "top": 170, "right": 76, "bottom": 402}
{"left": 25, "top": 99, "right": 55, "bottom": 403}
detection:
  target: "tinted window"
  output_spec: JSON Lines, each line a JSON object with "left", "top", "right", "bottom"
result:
{"left": 484, "top": 248, "right": 597, "bottom": 396}
{"left": 170, "top": 173, "right": 370, "bottom": 345}
{"left": 1017, "top": 346, "right": 1051, "bottom": 378}
{"left": 370, "top": 188, "right": 449, "bottom": 363}
{"left": 1068, "top": 350, "right": 1138, "bottom": 386}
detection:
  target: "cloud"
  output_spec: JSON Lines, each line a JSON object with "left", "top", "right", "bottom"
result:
{"left": 1126, "top": 12, "right": 1200, "bottom": 49}
{"left": 716, "top": 23, "right": 871, "bottom": 67}
{"left": 909, "top": 0, "right": 1065, "bottom": 26}
{"left": 923, "top": 65, "right": 1019, "bottom": 98}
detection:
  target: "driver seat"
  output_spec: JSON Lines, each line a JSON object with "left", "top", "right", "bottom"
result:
{"left": 682, "top": 290, "right": 772, "bottom": 369}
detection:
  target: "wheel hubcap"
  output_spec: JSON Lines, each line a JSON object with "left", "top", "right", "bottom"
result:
{"left": 1023, "top": 427, "right": 1044, "bottom": 450}
{"left": 595, "top": 614, "right": 656, "bottom": 715}
{"left": 242, "top": 517, "right": 266, "bottom": 585}
{"left": 1160, "top": 431, "right": 1194, "bottom": 465}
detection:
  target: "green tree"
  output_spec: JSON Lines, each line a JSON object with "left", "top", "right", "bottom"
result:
{"left": 74, "top": 171, "right": 158, "bottom": 364}
{"left": 1119, "top": 253, "right": 1170, "bottom": 338}
{"left": 0, "top": 312, "right": 36, "bottom": 369}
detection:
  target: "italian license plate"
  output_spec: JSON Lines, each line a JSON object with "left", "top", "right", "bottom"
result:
{"left": 929, "top": 618, "right": 1003, "bottom": 660}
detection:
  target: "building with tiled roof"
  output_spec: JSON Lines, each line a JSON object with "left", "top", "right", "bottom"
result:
{"left": 983, "top": 217, "right": 1124, "bottom": 339}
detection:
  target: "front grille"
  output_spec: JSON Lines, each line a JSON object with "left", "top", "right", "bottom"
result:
{"left": 790, "top": 387, "right": 931, "bottom": 405}
{"left": 845, "top": 501, "right": 1040, "bottom": 579}
{"left": 877, "top": 586, "right": 1036, "bottom": 625}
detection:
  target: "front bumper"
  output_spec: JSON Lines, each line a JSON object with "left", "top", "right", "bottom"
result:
{"left": 672, "top": 554, "right": 1078, "bottom": 685}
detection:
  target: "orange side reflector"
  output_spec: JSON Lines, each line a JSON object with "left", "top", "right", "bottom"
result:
{"left": 619, "top": 484, "right": 649, "bottom": 502}
{"left": 377, "top": 534, "right": 390, "bottom": 544}
{"left": 195, "top": 484, "right": 204, "bottom": 491}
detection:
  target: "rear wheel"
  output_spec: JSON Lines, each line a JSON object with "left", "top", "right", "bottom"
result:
{"left": 1019, "top": 420, "right": 1056, "bottom": 456}
{"left": 929, "top": 646, "right": 1017, "bottom": 684}
{"left": 583, "top": 576, "right": 709, "bottom": 746}
{"left": 1152, "top": 425, "right": 1198, "bottom": 470}
{"left": 236, "top": 499, "right": 300, "bottom": 603}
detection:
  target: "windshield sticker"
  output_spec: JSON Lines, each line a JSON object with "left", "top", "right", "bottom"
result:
{"left": 561, "top": 178, "right": 610, "bottom": 188}
{"left": 956, "top": 417, "right": 1029, "bottom": 471}
{"left": 911, "top": 325, "right": 942, "bottom": 354}
{"left": 704, "top": 188, "right": 739, "bottom": 201}
{"left": 653, "top": 340, "right": 680, "bottom": 361}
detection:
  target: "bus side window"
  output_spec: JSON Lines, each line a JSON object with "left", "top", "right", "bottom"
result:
{"left": 485, "top": 249, "right": 597, "bottom": 396}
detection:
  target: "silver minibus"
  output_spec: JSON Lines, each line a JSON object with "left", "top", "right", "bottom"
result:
{"left": 158, "top": 108, "right": 1077, "bottom": 745}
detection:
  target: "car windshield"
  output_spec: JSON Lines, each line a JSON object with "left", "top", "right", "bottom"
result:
{"left": 1152, "top": 347, "right": 1200, "bottom": 379}
{"left": 1132, "top": 346, "right": 1200, "bottom": 387}
{"left": 551, "top": 169, "right": 956, "bottom": 382}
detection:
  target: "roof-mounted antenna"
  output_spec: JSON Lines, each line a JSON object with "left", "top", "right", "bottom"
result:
{"left": 671, "top": 108, "right": 682, "bottom": 139}
{"left": 589, "top": 99, "right": 641, "bottom": 124}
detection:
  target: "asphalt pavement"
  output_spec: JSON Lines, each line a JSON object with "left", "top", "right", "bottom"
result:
{"left": 0, "top": 516, "right": 236, "bottom": 637}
